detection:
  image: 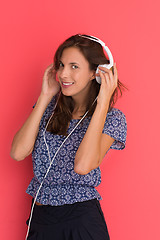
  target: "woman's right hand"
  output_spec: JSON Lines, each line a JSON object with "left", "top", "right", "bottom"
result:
{"left": 40, "top": 63, "right": 61, "bottom": 99}
{"left": 10, "top": 63, "right": 61, "bottom": 161}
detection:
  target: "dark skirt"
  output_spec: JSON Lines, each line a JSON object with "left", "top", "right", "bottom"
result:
{"left": 26, "top": 198, "right": 110, "bottom": 240}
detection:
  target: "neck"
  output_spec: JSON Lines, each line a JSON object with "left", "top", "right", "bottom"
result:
{"left": 72, "top": 98, "right": 87, "bottom": 113}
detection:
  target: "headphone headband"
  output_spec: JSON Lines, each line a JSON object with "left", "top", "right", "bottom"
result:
{"left": 78, "top": 34, "right": 114, "bottom": 84}
{"left": 78, "top": 34, "right": 113, "bottom": 66}
{"left": 78, "top": 34, "right": 106, "bottom": 47}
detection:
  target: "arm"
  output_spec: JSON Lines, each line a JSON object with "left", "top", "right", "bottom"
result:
{"left": 10, "top": 94, "right": 53, "bottom": 161}
{"left": 74, "top": 63, "right": 118, "bottom": 175}
{"left": 10, "top": 63, "right": 60, "bottom": 161}
{"left": 74, "top": 100, "right": 115, "bottom": 175}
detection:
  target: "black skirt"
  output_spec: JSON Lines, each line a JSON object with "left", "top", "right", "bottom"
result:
{"left": 26, "top": 198, "right": 110, "bottom": 240}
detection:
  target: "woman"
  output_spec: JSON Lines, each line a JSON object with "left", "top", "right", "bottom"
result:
{"left": 10, "top": 34, "right": 127, "bottom": 239}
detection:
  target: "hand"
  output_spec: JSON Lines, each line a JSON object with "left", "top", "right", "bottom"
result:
{"left": 96, "top": 62, "right": 118, "bottom": 105}
{"left": 40, "top": 63, "right": 61, "bottom": 99}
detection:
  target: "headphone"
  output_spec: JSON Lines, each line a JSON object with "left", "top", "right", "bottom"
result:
{"left": 25, "top": 35, "right": 114, "bottom": 239}
{"left": 78, "top": 34, "right": 114, "bottom": 84}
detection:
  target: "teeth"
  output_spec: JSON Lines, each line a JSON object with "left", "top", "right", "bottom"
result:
{"left": 63, "top": 82, "right": 73, "bottom": 85}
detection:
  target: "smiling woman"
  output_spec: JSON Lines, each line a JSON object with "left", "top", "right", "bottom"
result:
{"left": 57, "top": 47, "right": 95, "bottom": 102}
{"left": 10, "top": 33, "right": 127, "bottom": 240}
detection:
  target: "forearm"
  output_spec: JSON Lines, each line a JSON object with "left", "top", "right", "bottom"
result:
{"left": 10, "top": 94, "right": 53, "bottom": 161}
{"left": 74, "top": 100, "right": 109, "bottom": 174}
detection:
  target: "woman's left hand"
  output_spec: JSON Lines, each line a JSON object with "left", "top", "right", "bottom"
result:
{"left": 96, "top": 62, "right": 118, "bottom": 106}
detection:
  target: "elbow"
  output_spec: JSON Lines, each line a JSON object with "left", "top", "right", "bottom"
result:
{"left": 74, "top": 161, "right": 89, "bottom": 175}
{"left": 74, "top": 158, "right": 100, "bottom": 175}
{"left": 10, "top": 150, "right": 25, "bottom": 161}
{"left": 74, "top": 167, "right": 89, "bottom": 175}
{"left": 10, "top": 147, "right": 32, "bottom": 161}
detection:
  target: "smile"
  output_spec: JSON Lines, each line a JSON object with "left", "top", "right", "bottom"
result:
{"left": 62, "top": 82, "right": 74, "bottom": 85}
{"left": 62, "top": 82, "right": 74, "bottom": 88}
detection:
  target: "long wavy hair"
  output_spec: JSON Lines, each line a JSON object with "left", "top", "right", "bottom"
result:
{"left": 47, "top": 34, "right": 127, "bottom": 136}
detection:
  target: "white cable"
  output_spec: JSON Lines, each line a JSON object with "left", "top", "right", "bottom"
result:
{"left": 25, "top": 95, "right": 98, "bottom": 239}
{"left": 43, "top": 92, "right": 61, "bottom": 163}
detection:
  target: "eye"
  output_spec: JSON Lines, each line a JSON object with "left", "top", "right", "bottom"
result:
{"left": 72, "top": 65, "right": 78, "bottom": 69}
{"left": 59, "top": 62, "right": 64, "bottom": 67}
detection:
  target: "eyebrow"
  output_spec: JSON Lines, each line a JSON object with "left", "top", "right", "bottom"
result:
{"left": 60, "top": 60, "right": 79, "bottom": 65}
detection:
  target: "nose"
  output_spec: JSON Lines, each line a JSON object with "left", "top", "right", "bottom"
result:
{"left": 59, "top": 66, "right": 69, "bottom": 79}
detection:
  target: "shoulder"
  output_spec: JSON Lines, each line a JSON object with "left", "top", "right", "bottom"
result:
{"left": 108, "top": 107, "right": 126, "bottom": 123}
{"left": 107, "top": 107, "right": 126, "bottom": 119}
{"left": 105, "top": 107, "right": 127, "bottom": 127}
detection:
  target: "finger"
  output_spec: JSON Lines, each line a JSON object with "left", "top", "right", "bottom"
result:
{"left": 98, "top": 69, "right": 104, "bottom": 82}
{"left": 108, "top": 69, "right": 114, "bottom": 83}
{"left": 100, "top": 64, "right": 118, "bottom": 85}
{"left": 98, "top": 65, "right": 115, "bottom": 75}
{"left": 99, "top": 69, "right": 109, "bottom": 85}
{"left": 98, "top": 66, "right": 111, "bottom": 72}
{"left": 49, "top": 63, "right": 53, "bottom": 67}
{"left": 48, "top": 65, "right": 56, "bottom": 74}
{"left": 113, "top": 63, "right": 118, "bottom": 81}
{"left": 98, "top": 67, "right": 108, "bottom": 71}
{"left": 47, "top": 63, "right": 53, "bottom": 70}
{"left": 98, "top": 67, "right": 114, "bottom": 83}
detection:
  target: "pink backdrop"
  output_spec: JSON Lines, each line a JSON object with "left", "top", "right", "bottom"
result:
{"left": 0, "top": 0, "right": 160, "bottom": 239}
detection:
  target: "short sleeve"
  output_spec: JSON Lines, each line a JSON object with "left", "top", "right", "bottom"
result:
{"left": 102, "top": 108, "right": 127, "bottom": 150}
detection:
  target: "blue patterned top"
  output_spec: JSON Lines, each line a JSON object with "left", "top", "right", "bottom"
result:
{"left": 26, "top": 95, "right": 127, "bottom": 206}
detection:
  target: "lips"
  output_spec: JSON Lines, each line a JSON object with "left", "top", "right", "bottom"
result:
{"left": 61, "top": 82, "right": 74, "bottom": 88}
{"left": 62, "top": 82, "right": 74, "bottom": 86}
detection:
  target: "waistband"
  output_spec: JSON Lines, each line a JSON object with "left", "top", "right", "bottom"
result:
{"left": 27, "top": 197, "right": 99, "bottom": 225}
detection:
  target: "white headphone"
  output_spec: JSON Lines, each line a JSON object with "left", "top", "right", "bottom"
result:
{"left": 78, "top": 34, "right": 114, "bottom": 84}
{"left": 25, "top": 34, "right": 113, "bottom": 239}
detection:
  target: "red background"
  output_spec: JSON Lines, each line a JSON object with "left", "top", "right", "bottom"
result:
{"left": 0, "top": 0, "right": 160, "bottom": 239}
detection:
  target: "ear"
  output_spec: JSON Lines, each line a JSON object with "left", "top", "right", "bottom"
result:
{"left": 89, "top": 71, "right": 96, "bottom": 81}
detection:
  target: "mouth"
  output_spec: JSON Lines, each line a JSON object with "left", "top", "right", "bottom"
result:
{"left": 61, "top": 82, "right": 74, "bottom": 88}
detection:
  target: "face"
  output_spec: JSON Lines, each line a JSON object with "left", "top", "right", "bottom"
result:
{"left": 57, "top": 47, "right": 95, "bottom": 102}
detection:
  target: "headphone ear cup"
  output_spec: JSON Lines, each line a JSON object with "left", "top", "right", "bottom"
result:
{"left": 96, "top": 64, "right": 112, "bottom": 84}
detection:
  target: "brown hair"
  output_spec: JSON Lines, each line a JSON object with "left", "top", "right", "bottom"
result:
{"left": 47, "top": 34, "right": 127, "bottom": 136}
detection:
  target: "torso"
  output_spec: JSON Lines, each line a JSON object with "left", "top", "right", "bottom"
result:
{"left": 35, "top": 111, "right": 84, "bottom": 206}
{"left": 27, "top": 95, "right": 104, "bottom": 206}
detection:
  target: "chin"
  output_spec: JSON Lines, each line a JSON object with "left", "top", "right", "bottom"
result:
{"left": 61, "top": 90, "right": 72, "bottom": 97}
